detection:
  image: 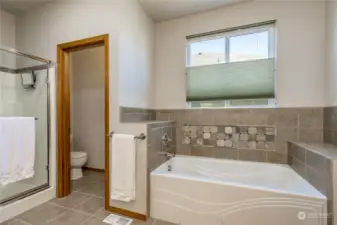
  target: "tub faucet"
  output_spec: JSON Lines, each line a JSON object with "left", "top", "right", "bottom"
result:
{"left": 161, "top": 134, "right": 172, "bottom": 147}
{"left": 159, "top": 151, "right": 175, "bottom": 161}
{"left": 159, "top": 151, "right": 175, "bottom": 172}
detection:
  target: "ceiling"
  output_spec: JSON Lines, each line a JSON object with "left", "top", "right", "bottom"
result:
{"left": 0, "top": 0, "right": 248, "bottom": 22}
{"left": 0, "top": 0, "right": 53, "bottom": 14}
{"left": 139, "top": 0, "right": 248, "bottom": 22}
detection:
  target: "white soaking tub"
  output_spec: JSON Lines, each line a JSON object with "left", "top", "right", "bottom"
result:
{"left": 150, "top": 156, "right": 327, "bottom": 225}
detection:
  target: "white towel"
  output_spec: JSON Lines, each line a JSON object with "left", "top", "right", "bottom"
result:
{"left": 111, "top": 134, "right": 136, "bottom": 202}
{"left": 0, "top": 117, "right": 35, "bottom": 186}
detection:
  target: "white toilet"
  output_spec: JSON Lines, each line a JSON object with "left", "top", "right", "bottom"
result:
{"left": 71, "top": 151, "right": 88, "bottom": 180}
{"left": 70, "top": 133, "right": 88, "bottom": 180}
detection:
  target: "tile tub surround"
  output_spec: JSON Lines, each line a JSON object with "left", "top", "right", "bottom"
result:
{"left": 288, "top": 142, "right": 337, "bottom": 225}
{"left": 156, "top": 108, "right": 324, "bottom": 164}
{"left": 120, "top": 107, "right": 156, "bottom": 122}
{"left": 147, "top": 121, "right": 176, "bottom": 173}
{"left": 324, "top": 106, "right": 337, "bottom": 145}
{"left": 181, "top": 125, "right": 276, "bottom": 150}
{"left": 146, "top": 121, "right": 176, "bottom": 216}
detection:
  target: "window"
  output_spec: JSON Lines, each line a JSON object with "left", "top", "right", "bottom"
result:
{"left": 186, "top": 22, "right": 276, "bottom": 108}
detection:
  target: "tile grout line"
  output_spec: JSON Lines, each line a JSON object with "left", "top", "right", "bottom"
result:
{"left": 72, "top": 190, "right": 104, "bottom": 199}
{"left": 48, "top": 202, "right": 94, "bottom": 217}
{"left": 44, "top": 211, "right": 69, "bottom": 225}
{"left": 78, "top": 206, "right": 105, "bottom": 225}
{"left": 11, "top": 218, "right": 33, "bottom": 225}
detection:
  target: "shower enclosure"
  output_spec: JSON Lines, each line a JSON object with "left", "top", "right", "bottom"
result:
{"left": 0, "top": 47, "right": 53, "bottom": 205}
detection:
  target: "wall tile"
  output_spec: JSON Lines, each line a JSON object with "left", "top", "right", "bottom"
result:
{"left": 213, "top": 147, "right": 237, "bottom": 160}
{"left": 287, "top": 142, "right": 335, "bottom": 224}
{"left": 191, "top": 146, "right": 213, "bottom": 157}
{"left": 333, "top": 115, "right": 337, "bottom": 132}
{"left": 324, "top": 130, "right": 334, "bottom": 144}
{"left": 333, "top": 131, "right": 337, "bottom": 146}
{"left": 305, "top": 166, "right": 329, "bottom": 196}
{"left": 306, "top": 150, "right": 329, "bottom": 173}
{"left": 249, "top": 109, "right": 276, "bottom": 126}
{"left": 120, "top": 107, "right": 155, "bottom": 122}
{"left": 156, "top": 113, "right": 171, "bottom": 121}
{"left": 276, "top": 108, "right": 299, "bottom": 127}
{"left": 237, "top": 149, "right": 266, "bottom": 162}
{"left": 298, "top": 128, "right": 323, "bottom": 142}
{"left": 276, "top": 127, "right": 298, "bottom": 154}
{"left": 324, "top": 107, "right": 334, "bottom": 130}
{"left": 147, "top": 121, "right": 176, "bottom": 172}
{"left": 289, "top": 156, "right": 305, "bottom": 177}
{"left": 266, "top": 151, "right": 287, "bottom": 164}
{"left": 298, "top": 108, "right": 323, "bottom": 129}
{"left": 154, "top": 107, "right": 325, "bottom": 164}
{"left": 214, "top": 109, "right": 240, "bottom": 125}
{"left": 288, "top": 142, "right": 305, "bottom": 161}
{"left": 190, "top": 109, "right": 215, "bottom": 125}
{"left": 236, "top": 109, "right": 252, "bottom": 125}
{"left": 176, "top": 144, "right": 191, "bottom": 155}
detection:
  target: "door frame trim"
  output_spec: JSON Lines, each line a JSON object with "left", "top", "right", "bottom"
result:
{"left": 57, "top": 34, "right": 147, "bottom": 221}
{"left": 57, "top": 34, "right": 110, "bottom": 200}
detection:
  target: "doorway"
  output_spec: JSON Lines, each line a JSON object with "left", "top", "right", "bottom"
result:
{"left": 57, "top": 35, "right": 110, "bottom": 209}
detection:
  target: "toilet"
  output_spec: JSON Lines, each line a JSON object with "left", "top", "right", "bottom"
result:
{"left": 71, "top": 151, "right": 88, "bottom": 180}
{"left": 70, "top": 133, "right": 88, "bottom": 180}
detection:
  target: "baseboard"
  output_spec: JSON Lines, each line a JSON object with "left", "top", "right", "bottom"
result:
{"left": 83, "top": 167, "right": 105, "bottom": 173}
{"left": 106, "top": 206, "right": 147, "bottom": 221}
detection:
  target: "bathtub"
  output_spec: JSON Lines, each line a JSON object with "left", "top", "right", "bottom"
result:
{"left": 150, "top": 156, "right": 327, "bottom": 225}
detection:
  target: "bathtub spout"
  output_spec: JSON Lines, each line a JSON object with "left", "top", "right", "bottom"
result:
{"left": 159, "top": 151, "right": 175, "bottom": 161}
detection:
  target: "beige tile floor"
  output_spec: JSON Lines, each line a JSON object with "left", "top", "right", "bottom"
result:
{"left": 1, "top": 171, "right": 175, "bottom": 225}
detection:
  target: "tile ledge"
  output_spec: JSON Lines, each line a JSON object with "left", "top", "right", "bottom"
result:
{"left": 289, "top": 141, "right": 337, "bottom": 160}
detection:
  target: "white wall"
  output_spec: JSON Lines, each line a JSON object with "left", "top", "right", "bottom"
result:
{"left": 154, "top": 1, "right": 326, "bottom": 109}
{"left": 15, "top": 0, "right": 155, "bottom": 214}
{"left": 0, "top": 8, "right": 16, "bottom": 49}
{"left": 70, "top": 47, "right": 105, "bottom": 170}
{"left": 0, "top": 8, "right": 17, "bottom": 115}
{"left": 326, "top": 1, "right": 337, "bottom": 107}
{"left": 119, "top": 0, "right": 155, "bottom": 108}
{"left": 0, "top": 8, "right": 16, "bottom": 68}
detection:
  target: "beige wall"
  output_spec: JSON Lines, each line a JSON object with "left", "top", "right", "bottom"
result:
{"left": 154, "top": 0, "right": 326, "bottom": 109}
{"left": 70, "top": 47, "right": 105, "bottom": 170}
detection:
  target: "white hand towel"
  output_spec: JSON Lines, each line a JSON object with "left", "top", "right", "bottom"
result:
{"left": 111, "top": 134, "right": 136, "bottom": 202}
{"left": 0, "top": 117, "right": 35, "bottom": 186}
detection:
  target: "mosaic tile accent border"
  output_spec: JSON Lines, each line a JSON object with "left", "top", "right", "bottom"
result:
{"left": 182, "top": 125, "right": 276, "bottom": 150}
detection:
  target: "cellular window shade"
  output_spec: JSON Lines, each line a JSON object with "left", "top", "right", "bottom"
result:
{"left": 186, "top": 58, "right": 275, "bottom": 101}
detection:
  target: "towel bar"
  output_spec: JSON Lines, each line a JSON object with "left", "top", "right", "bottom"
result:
{"left": 0, "top": 117, "right": 38, "bottom": 120}
{"left": 107, "top": 131, "right": 146, "bottom": 140}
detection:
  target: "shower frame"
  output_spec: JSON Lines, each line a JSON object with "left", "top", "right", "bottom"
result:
{"left": 0, "top": 47, "right": 54, "bottom": 205}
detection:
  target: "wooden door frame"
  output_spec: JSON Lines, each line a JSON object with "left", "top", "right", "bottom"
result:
{"left": 57, "top": 34, "right": 147, "bottom": 221}
{"left": 57, "top": 34, "right": 110, "bottom": 202}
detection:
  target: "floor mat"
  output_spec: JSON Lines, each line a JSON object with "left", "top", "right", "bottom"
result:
{"left": 103, "top": 214, "right": 133, "bottom": 225}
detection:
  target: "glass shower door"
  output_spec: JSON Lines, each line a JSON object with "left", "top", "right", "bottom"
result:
{"left": 0, "top": 52, "right": 50, "bottom": 204}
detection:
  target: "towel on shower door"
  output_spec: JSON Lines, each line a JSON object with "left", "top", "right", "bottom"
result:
{"left": 0, "top": 117, "right": 35, "bottom": 186}
{"left": 111, "top": 134, "right": 136, "bottom": 202}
